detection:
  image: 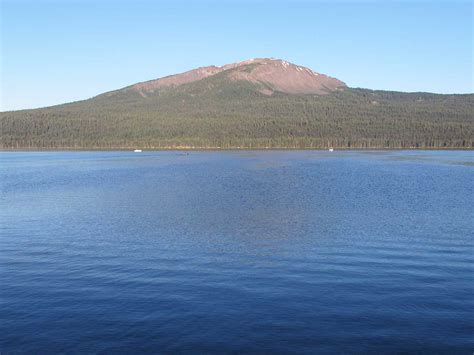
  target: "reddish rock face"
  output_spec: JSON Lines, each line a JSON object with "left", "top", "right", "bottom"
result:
{"left": 125, "top": 58, "right": 346, "bottom": 96}
{"left": 129, "top": 66, "right": 222, "bottom": 93}
{"left": 224, "top": 58, "right": 346, "bottom": 95}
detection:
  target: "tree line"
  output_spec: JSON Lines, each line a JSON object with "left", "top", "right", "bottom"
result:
{"left": 1, "top": 79, "right": 473, "bottom": 149}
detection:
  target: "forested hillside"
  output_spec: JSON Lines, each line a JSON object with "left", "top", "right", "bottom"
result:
{"left": 1, "top": 62, "right": 473, "bottom": 149}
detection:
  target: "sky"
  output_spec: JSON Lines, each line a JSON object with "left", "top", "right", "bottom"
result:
{"left": 1, "top": 0, "right": 472, "bottom": 111}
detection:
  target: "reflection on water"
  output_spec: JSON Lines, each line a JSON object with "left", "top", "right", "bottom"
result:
{"left": 1, "top": 150, "right": 473, "bottom": 353}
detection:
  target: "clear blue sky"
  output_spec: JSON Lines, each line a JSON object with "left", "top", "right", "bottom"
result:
{"left": 1, "top": 0, "right": 472, "bottom": 111}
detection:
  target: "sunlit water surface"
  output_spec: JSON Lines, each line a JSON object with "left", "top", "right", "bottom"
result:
{"left": 1, "top": 151, "right": 473, "bottom": 353}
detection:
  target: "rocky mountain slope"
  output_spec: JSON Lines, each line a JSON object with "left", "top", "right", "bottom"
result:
{"left": 109, "top": 58, "right": 346, "bottom": 98}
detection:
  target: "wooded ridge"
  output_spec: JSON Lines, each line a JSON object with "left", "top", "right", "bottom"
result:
{"left": 1, "top": 59, "right": 473, "bottom": 149}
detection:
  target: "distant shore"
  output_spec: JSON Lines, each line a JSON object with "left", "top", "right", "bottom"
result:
{"left": 1, "top": 147, "right": 472, "bottom": 152}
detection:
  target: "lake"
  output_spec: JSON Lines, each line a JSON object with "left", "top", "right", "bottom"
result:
{"left": 1, "top": 150, "right": 473, "bottom": 353}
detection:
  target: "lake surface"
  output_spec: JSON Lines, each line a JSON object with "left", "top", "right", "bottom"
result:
{"left": 1, "top": 150, "right": 473, "bottom": 353}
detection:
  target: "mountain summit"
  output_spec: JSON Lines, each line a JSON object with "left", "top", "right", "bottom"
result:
{"left": 112, "top": 58, "right": 347, "bottom": 97}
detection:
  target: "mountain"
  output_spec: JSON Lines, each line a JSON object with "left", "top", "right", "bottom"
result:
{"left": 110, "top": 58, "right": 347, "bottom": 97}
{"left": 1, "top": 58, "right": 473, "bottom": 149}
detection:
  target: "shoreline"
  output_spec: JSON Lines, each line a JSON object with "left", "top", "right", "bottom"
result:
{"left": 1, "top": 147, "right": 473, "bottom": 152}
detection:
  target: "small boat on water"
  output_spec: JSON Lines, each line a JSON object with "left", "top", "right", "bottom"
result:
{"left": 133, "top": 149, "right": 142, "bottom": 153}
{"left": 329, "top": 147, "right": 334, "bottom": 152}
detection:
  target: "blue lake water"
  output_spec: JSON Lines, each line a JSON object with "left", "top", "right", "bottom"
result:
{"left": 1, "top": 150, "right": 473, "bottom": 353}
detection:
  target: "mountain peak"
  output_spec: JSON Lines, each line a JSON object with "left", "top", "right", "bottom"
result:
{"left": 118, "top": 58, "right": 346, "bottom": 97}
{"left": 220, "top": 58, "right": 346, "bottom": 95}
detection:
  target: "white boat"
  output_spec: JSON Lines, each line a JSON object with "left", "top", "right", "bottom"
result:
{"left": 133, "top": 149, "right": 142, "bottom": 153}
{"left": 329, "top": 147, "right": 334, "bottom": 152}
